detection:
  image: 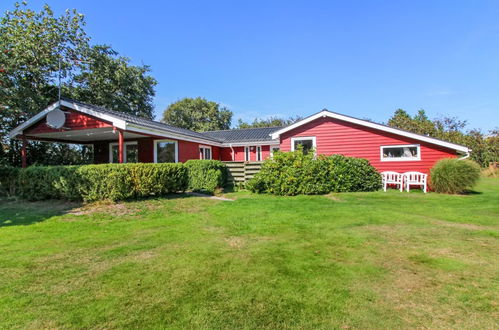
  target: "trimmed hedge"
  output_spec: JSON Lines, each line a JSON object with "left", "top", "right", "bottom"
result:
{"left": 16, "top": 163, "right": 187, "bottom": 202}
{"left": 185, "top": 160, "right": 227, "bottom": 194}
{"left": 246, "top": 150, "right": 381, "bottom": 195}
{"left": 0, "top": 165, "right": 19, "bottom": 197}
{"left": 430, "top": 158, "right": 481, "bottom": 194}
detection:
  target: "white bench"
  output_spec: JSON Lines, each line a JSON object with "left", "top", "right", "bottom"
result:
{"left": 402, "top": 171, "right": 427, "bottom": 193}
{"left": 381, "top": 171, "right": 403, "bottom": 192}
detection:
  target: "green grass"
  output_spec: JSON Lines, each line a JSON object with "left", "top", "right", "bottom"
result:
{"left": 0, "top": 178, "right": 498, "bottom": 329}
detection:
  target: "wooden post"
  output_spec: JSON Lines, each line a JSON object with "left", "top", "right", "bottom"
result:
{"left": 21, "top": 136, "right": 27, "bottom": 168}
{"left": 118, "top": 129, "right": 124, "bottom": 163}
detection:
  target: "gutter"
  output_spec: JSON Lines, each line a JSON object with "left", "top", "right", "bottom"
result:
{"left": 458, "top": 150, "right": 471, "bottom": 160}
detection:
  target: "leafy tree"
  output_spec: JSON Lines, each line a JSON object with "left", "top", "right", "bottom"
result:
{"left": 162, "top": 97, "right": 232, "bottom": 132}
{"left": 0, "top": 2, "right": 157, "bottom": 166}
{"left": 387, "top": 109, "right": 498, "bottom": 167}
{"left": 236, "top": 116, "right": 302, "bottom": 129}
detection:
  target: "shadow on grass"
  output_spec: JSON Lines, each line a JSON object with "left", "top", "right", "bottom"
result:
{"left": 0, "top": 199, "right": 82, "bottom": 228}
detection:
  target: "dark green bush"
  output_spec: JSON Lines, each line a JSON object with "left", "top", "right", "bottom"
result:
{"left": 185, "top": 160, "right": 227, "bottom": 194}
{"left": 247, "top": 150, "right": 381, "bottom": 195}
{"left": 17, "top": 163, "right": 188, "bottom": 202}
{"left": 0, "top": 165, "right": 19, "bottom": 197}
{"left": 430, "top": 158, "right": 481, "bottom": 194}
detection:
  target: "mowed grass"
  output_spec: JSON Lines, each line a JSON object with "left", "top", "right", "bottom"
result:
{"left": 0, "top": 179, "right": 498, "bottom": 329}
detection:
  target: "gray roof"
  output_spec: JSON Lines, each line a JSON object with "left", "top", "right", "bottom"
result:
{"left": 202, "top": 126, "right": 283, "bottom": 142}
{"left": 62, "top": 98, "right": 280, "bottom": 144}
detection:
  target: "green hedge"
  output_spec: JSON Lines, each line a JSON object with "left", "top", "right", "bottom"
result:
{"left": 0, "top": 165, "right": 19, "bottom": 197}
{"left": 430, "top": 158, "right": 481, "bottom": 194}
{"left": 185, "top": 160, "right": 227, "bottom": 194}
{"left": 17, "top": 163, "right": 188, "bottom": 202}
{"left": 246, "top": 150, "right": 381, "bottom": 195}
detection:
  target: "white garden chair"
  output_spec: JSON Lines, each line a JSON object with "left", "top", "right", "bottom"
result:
{"left": 381, "top": 171, "right": 403, "bottom": 192}
{"left": 402, "top": 171, "right": 428, "bottom": 193}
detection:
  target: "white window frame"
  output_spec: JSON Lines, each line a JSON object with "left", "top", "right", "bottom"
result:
{"left": 256, "top": 146, "right": 262, "bottom": 161}
{"left": 109, "top": 141, "right": 138, "bottom": 163}
{"left": 244, "top": 146, "right": 250, "bottom": 161}
{"left": 153, "top": 139, "right": 179, "bottom": 163}
{"left": 199, "top": 145, "right": 212, "bottom": 160}
{"left": 380, "top": 144, "right": 421, "bottom": 162}
{"left": 291, "top": 136, "right": 316, "bottom": 152}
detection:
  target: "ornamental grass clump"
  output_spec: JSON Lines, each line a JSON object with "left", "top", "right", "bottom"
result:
{"left": 430, "top": 158, "right": 481, "bottom": 194}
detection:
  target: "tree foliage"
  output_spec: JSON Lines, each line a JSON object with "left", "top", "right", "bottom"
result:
{"left": 387, "top": 109, "right": 498, "bottom": 167}
{"left": 236, "top": 116, "right": 302, "bottom": 129}
{"left": 162, "top": 97, "right": 232, "bottom": 132}
{"left": 0, "top": 2, "right": 157, "bottom": 166}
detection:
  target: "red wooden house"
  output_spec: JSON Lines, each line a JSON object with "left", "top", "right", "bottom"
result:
{"left": 10, "top": 98, "right": 469, "bottom": 175}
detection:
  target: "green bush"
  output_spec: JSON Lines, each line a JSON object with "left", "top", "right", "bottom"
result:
{"left": 0, "top": 165, "right": 19, "bottom": 197}
{"left": 430, "top": 158, "right": 481, "bottom": 194}
{"left": 17, "top": 163, "right": 188, "bottom": 202}
{"left": 246, "top": 150, "right": 381, "bottom": 195}
{"left": 185, "top": 160, "right": 227, "bottom": 194}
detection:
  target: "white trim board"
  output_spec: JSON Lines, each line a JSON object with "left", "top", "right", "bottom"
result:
{"left": 109, "top": 141, "right": 138, "bottom": 163}
{"left": 271, "top": 110, "right": 469, "bottom": 153}
{"left": 290, "top": 136, "right": 317, "bottom": 151}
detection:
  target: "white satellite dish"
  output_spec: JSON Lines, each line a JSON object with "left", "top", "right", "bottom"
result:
{"left": 46, "top": 108, "right": 66, "bottom": 129}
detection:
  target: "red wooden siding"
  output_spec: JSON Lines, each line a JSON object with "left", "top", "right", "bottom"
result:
{"left": 280, "top": 117, "right": 457, "bottom": 174}
{"left": 24, "top": 108, "right": 111, "bottom": 135}
{"left": 219, "top": 145, "right": 272, "bottom": 161}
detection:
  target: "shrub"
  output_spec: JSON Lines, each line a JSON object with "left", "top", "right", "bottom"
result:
{"left": 246, "top": 151, "right": 381, "bottom": 195}
{"left": 430, "top": 158, "right": 481, "bottom": 194}
{"left": 185, "top": 160, "right": 227, "bottom": 194}
{"left": 0, "top": 165, "right": 19, "bottom": 197}
{"left": 17, "top": 163, "right": 188, "bottom": 202}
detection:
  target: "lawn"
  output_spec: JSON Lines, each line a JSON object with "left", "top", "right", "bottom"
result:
{"left": 0, "top": 179, "right": 498, "bottom": 329}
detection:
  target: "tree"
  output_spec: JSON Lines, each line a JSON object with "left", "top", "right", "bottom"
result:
{"left": 162, "top": 97, "right": 232, "bottom": 132}
{"left": 70, "top": 45, "right": 156, "bottom": 119}
{"left": 236, "top": 116, "right": 302, "bottom": 129}
{"left": 0, "top": 2, "right": 157, "bottom": 166}
{"left": 387, "top": 108, "right": 498, "bottom": 167}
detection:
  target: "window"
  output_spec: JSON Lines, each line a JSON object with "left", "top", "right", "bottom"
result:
{"left": 109, "top": 141, "right": 138, "bottom": 163}
{"left": 256, "top": 146, "right": 262, "bottom": 161}
{"left": 199, "top": 146, "right": 212, "bottom": 160}
{"left": 154, "top": 140, "right": 178, "bottom": 163}
{"left": 291, "top": 137, "right": 316, "bottom": 154}
{"left": 380, "top": 144, "right": 420, "bottom": 161}
{"left": 244, "top": 146, "right": 250, "bottom": 161}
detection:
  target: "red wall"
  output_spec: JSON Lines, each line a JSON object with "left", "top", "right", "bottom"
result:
{"left": 219, "top": 145, "right": 272, "bottom": 161}
{"left": 25, "top": 108, "right": 111, "bottom": 135}
{"left": 280, "top": 117, "right": 457, "bottom": 174}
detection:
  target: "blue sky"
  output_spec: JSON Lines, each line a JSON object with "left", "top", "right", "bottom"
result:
{"left": 2, "top": 1, "right": 499, "bottom": 130}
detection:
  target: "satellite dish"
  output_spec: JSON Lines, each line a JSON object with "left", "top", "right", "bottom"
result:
{"left": 46, "top": 108, "right": 66, "bottom": 129}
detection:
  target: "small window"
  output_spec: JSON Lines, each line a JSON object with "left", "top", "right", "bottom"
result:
{"left": 270, "top": 146, "right": 280, "bottom": 158}
{"left": 256, "top": 146, "right": 262, "bottom": 161}
{"left": 199, "top": 146, "right": 212, "bottom": 160}
{"left": 291, "top": 137, "right": 316, "bottom": 155}
{"left": 245, "top": 146, "right": 250, "bottom": 161}
{"left": 109, "top": 141, "right": 138, "bottom": 163}
{"left": 154, "top": 140, "right": 177, "bottom": 163}
{"left": 380, "top": 144, "right": 420, "bottom": 161}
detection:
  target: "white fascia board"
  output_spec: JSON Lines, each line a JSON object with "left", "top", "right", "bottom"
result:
{"left": 125, "top": 124, "right": 223, "bottom": 147}
{"left": 8, "top": 101, "right": 61, "bottom": 138}
{"left": 271, "top": 110, "right": 469, "bottom": 153}
{"left": 221, "top": 140, "right": 280, "bottom": 147}
{"left": 61, "top": 100, "right": 127, "bottom": 129}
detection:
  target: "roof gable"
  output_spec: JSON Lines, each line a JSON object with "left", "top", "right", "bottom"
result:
{"left": 271, "top": 110, "right": 470, "bottom": 153}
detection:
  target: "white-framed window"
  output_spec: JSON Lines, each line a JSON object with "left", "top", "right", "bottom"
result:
{"left": 109, "top": 141, "right": 138, "bottom": 163}
{"left": 244, "top": 146, "right": 250, "bottom": 161}
{"left": 154, "top": 139, "right": 178, "bottom": 163}
{"left": 291, "top": 137, "right": 316, "bottom": 154}
{"left": 199, "top": 146, "right": 212, "bottom": 160}
{"left": 256, "top": 146, "right": 262, "bottom": 161}
{"left": 380, "top": 144, "right": 421, "bottom": 161}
